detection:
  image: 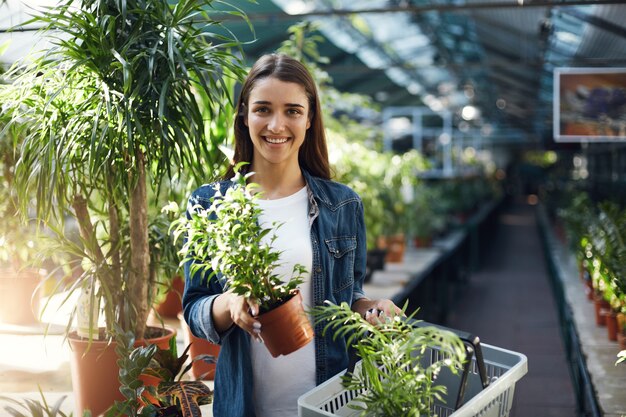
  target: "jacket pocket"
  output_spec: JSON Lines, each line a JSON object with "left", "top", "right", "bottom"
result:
{"left": 324, "top": 236, "right": 357, "bottom": 294}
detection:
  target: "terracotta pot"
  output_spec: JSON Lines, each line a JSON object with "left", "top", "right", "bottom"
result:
{"left": 618, "top": 330, "right": 626, "bottom": 351}
{"left": 378, "top": 235, "right": 405, "bottom": 263}
{"left": 594, "top": 295, "right": 611, "bottom": 326}
{"left": 179, "top": 312, "right": 220, "bottom": 380}
{"left": 605, "top": 310, "right": 619, "bottom": 342}
{"left": 68, "top": 326, "right": 176, "bottom": 416}
{"left": 0, "top": 267, "right": 42, "bottom": 325}
{"left": 413, "top": 236, "right": 433, "bottom": 248}
{"left": 256, "top": 290, "right": 313, "bottom": 358}
{"left": 154, "top": 276, "right": 184, "bottom": 318}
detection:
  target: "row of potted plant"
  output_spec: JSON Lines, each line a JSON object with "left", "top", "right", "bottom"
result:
{"left": 558, "top": 192, "right": 626, "bottom": 353}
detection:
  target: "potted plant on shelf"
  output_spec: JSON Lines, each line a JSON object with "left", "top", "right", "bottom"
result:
{"left": 1, "top": 0, "right": 248, "bottom": 413}
{"left": 409, "top": 183, "right": 447, "bottom": 248}
{"left": 312, "top": 301, "right": 467, "bottom": 415}
{"left": 172, "top": 166, "right": 313, "bottom": 357}
{"left": 0, "top": 119, "right": 47, "bottom": 326}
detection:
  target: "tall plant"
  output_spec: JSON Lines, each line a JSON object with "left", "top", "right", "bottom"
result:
{"left": 2, "top": 0, "right": 250, "bottom": 339}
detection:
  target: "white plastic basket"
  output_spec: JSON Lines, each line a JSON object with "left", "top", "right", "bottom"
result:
{"left": 298, "top": 343, "right": 528, "bottom": 417}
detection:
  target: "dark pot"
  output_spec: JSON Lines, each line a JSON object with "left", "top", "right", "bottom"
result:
{"left": 367, "top": 249, "right": 387, "bottom": 272}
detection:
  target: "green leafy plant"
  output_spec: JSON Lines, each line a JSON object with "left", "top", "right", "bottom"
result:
{"left": 172, "top": 165, "right": 306, "bottom": 314}
{"left": 106, "top": 328, "right": 212, "bottom": 417}
{"left": 312, "top": 302, "right": 466, "bottom": 416}
{"left": 1, "top": 0, "right": 250, "bottom": 340}
{"left": 0, "top": 388, "right": 80, "bottom": 417}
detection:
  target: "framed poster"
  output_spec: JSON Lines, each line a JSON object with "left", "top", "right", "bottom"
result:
{"left": 554, "top": 68, "right": 626, "bottom": 142}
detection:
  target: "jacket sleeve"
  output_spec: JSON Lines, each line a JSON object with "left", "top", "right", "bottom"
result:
{"left": 352, "top": 197, "right": 368, "bottom": 303}
{"left": 181, "top": 185, "right": 235, "bottom": 345}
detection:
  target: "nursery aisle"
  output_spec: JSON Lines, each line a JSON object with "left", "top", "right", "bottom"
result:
{"left": 446, "top": 198, "right": 577, "bottom": 416}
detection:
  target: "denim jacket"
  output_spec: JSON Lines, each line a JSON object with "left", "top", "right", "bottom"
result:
{"left": 182, "top": 169, "right": 368, "bottom": 417}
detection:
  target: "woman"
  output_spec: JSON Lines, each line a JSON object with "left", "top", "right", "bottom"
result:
{"left": 182, "top": 53, "right": 401, "bottom": 417}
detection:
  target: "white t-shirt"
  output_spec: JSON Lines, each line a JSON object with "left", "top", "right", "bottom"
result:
{"left": 252, "top": 186, "right": 315, "bottom": 417}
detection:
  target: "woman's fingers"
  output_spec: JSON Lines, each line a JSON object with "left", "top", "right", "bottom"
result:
{"left": 229, "top": 294, "right": 263, "bottom": 342}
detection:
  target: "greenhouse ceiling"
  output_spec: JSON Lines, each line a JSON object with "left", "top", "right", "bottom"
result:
{"left": 2, "top": 0, "right": 626, "bottom": 146}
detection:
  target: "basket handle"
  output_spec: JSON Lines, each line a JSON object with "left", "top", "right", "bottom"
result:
{"left": 409, "top": 319, "right": 490, "bottom": 408}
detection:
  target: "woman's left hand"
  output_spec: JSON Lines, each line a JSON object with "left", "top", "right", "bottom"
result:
{"left": 352, "top": 298, "right": 403, "bottom": 325}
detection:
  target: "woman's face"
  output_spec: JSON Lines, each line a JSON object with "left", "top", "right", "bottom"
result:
{"left": 244, "top": 77, "right": 311, "bottom": 170}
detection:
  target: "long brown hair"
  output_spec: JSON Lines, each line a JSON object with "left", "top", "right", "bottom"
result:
{"left": 224, "top": 53, "right": 331, "bottom": 180}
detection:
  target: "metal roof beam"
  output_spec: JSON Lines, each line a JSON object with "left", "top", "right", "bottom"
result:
{"left": 222, "top": 1, "right": 626, "bottom": 21}
{"left": 559, "top": 7, "right": 626, "bottom": 40}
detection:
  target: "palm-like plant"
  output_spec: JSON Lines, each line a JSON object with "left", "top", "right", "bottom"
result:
{"left": 2, "top": 0, "right": 249, "bottom": 339}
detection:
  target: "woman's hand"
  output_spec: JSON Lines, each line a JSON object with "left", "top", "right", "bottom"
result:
{"left": 214, "top": 290, "right": 263, "bottom": 342}
{"left": 352, "top": 298, "right": 403, "bottom": 325}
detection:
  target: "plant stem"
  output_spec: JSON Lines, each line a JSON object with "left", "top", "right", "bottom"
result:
{"left": 128, "top": 150, "right": 150, "bottom": 338}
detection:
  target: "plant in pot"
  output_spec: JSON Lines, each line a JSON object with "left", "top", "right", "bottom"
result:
{"left": 1, "top": 0, "right": 248, "bottom": 413}
{"left": 105, "top": 328, "right": 212, "bottom": 417}
{"left": 172, "top": 166, "right": 312, "bottom": 358}
{"left": 312, "top": 301, "right": 467, "bottom": 415}
{"left": 0, "top": 118, "right": 48, "bottom": 326}
{"left": 408, "top": 183, "right": 446, "bottom": 248}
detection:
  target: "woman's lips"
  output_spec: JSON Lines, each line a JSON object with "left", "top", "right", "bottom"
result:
{"left": 264, "top": 136, "right": 289, "bottom": 144}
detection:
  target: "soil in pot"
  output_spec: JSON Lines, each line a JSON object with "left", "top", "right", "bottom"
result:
{"left": 256, "top": 290, "right": 313, "bottom": 358}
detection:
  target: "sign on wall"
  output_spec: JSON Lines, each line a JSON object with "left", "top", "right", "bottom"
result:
{"left": 554, "top": 68, "right": 626, "bottom": 142}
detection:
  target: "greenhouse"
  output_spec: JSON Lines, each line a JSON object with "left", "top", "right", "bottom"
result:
{"left": 0, "top": 0, "right": 625, "bottom": 416}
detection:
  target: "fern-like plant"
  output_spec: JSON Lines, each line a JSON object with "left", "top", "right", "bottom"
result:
{"left": 312, "top": 302, "right": 466, "bottom": 416}
{"left": 172, "top": 164, "right": 306, "bottom": 314}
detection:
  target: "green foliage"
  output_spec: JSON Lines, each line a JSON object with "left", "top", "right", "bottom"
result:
{"left": 0, "top": 388, "right": 81, "bottom": 417}
{"left": 106, "top": 328, "right": 211, "bottom": 417}
{"left": 1, "top": 0, "right": 250, "bottom": 338}
{"left": 173, "top": 164, "right": 306, "bottom": 313}
{"left": 311, "top": 302, "right": 466, "bottom": 416}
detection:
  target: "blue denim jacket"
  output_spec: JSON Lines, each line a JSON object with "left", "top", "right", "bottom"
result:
{"left": 182, "top": 169, "right": 367, "bottom": 417}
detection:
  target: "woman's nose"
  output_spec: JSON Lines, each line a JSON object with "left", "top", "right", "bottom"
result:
{"left": 267, "top": 113, "right": 285, "bottom": 132}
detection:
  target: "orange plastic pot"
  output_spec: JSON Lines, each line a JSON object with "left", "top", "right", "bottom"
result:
{"left": 68, "top": 327, "right": 175, "bottom": 416}
{"left": 256, "top": 290, "right": 314, "bottom": 358}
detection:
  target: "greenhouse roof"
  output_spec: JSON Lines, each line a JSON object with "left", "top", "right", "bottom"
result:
{"left": 2, "top": 0, "right": 626, "bottom": 145}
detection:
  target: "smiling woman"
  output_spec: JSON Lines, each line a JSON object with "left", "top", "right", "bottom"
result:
{"left": 181, "top": 53, "right": 402, "bottom": 417}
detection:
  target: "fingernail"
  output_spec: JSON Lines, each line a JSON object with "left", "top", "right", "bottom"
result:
{"left": 253, "top": 322, "right": 261, "bottom": 330}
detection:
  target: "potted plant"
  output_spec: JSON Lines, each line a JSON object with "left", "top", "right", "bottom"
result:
{"left": 408, "top": 183, "right": 447, "bottom": 247}
{"left": 0, "top": 119, "right": 46, "bottom": 325}
{"left": 1, "top": 0, "right": 248, "bottom": 413}
{"left": 173, "top": 166, "right": 313, "bottom": 357}
{"left": 312, "top": 301, "right": 467, "bottom": 415}
{"left": 105, "top": 328, "right": 212, "bottom": 417}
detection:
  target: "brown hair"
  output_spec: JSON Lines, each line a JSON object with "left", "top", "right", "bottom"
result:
{"left": 224, "top": 53, "right": 331, "bottom": 180}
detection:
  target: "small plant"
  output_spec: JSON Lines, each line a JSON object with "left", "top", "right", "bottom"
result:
{"left": 105, "top": 328, "right": 212, "bottom": 417}
{"left": 172, "top": 164, "right": 306, "bottom": 314}
{"left": 312, "top": 302, "right": 466, "bottom": 416}
{"left": 0, "top": 388, "right": 79, "bottom": 417}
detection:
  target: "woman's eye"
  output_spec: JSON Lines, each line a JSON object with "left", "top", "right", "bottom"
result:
{"left": 253, "top": 107, "right": 269, "bottom": 114}
{"left": 287, "top": 108, "right": 302, "bottom": 115}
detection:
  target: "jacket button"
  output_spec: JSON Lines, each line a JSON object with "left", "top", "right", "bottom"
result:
{"left": 316, "top": 267, "right": 322, "bottom": 273}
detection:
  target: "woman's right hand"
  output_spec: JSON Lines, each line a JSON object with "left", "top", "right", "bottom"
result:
{"left": 224, "top": 290, "right": 263, "bottom": 342}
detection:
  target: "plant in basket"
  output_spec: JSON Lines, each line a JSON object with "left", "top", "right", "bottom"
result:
{"left": 172, "top": 165, "right": 312, "bottom": 357}
{"left": 312, "top": 302, "right": 466, "bottom": 416}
